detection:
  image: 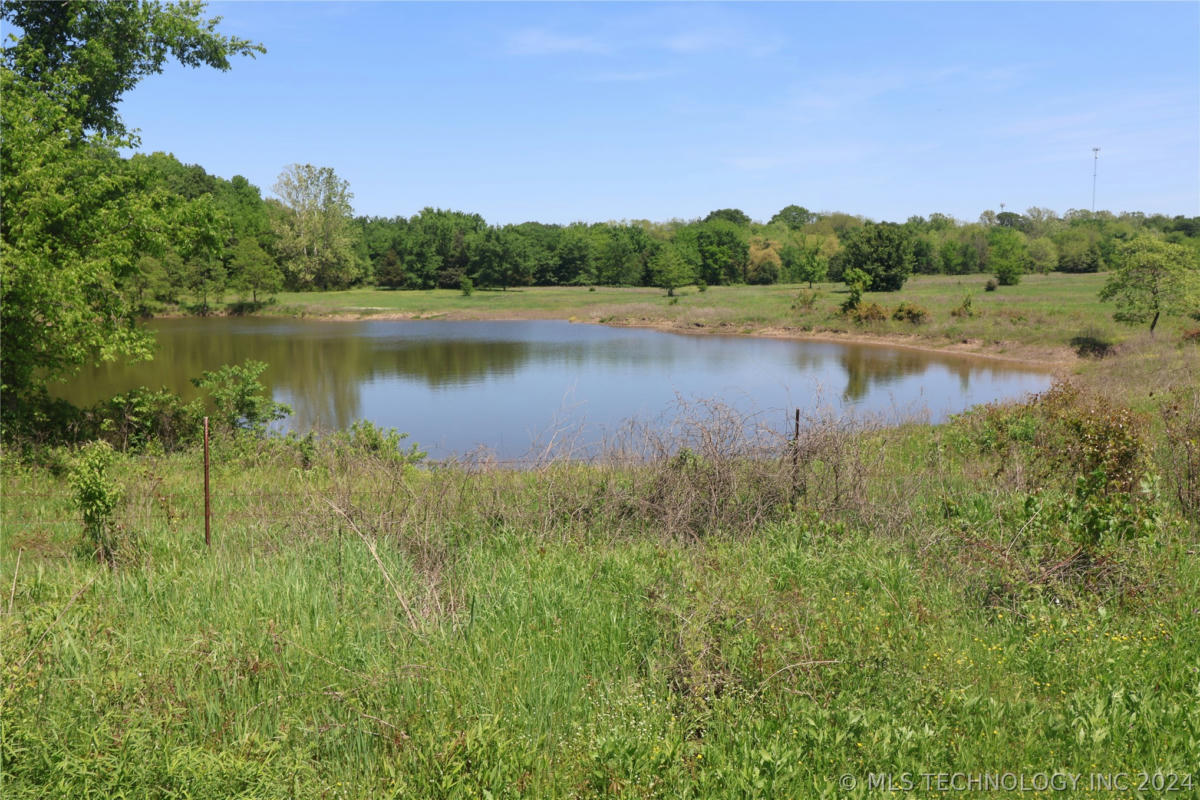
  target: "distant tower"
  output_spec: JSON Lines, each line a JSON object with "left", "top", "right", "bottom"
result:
{"left": 1091, "top": 147, "right": 1100, "bottom": 212}
{"left": 999, "top": 202, "right": 1006, "bottom": 214}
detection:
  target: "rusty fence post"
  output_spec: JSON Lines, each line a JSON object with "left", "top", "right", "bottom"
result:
{"left": 791, "top": 408, "right": 800, "bottom": 509}
{"left": 204, "top": 416, "right": 211, "bottom": 548}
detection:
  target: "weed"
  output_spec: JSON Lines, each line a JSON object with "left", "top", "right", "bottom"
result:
{"left": 792, "top": 288, "right": 820, "bottom": 311}
{"left": 950, "top": 292, "right": 974, "bottom": 318}
{"left": 1160, "top": 383, "right": 1200, "bottom": 518}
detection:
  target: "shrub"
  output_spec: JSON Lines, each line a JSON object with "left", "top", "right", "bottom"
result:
{"left": 950, "top": 293, "right": 974, "bottom": 318}
{"left": 191, "top": 361, "right": 291, "bottom": 434}
{"left": 984, "top": 279, "right": 998, "bottom": 292}
{"left": 840, "top": 267, "right": 871, "bottom": 313}
{"left": 69, "top": 441, "right": 131, "bottom": 564}
{"left": 958, "top": 382, "right": 1158, "bottom": 550}
{"left": 330, "top": 420, "right": 426, "bottom": 466}
{"left": 891, "top": 302, "right": 928, "bottom": 324}
{"left": 696, "top": 280, "right": 707, "bottom": 293}
{"left": 852, "top": 302, "right": 888, "bottom": 323}
{"left": 792, "top": 289, "right": 820, "bottom": 311}
{"left": 93, "top": 387, "right": 203, "bottom": 452}
{"left": 460, "top": 275, "right": 473, "bottom": 296}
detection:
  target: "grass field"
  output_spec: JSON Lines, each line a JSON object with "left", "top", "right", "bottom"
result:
{"left": 261, "top": 273, "right": 1183, "bottom": 363}
{"left": 4, "top": 278, "right": 1199, "bottom": 797}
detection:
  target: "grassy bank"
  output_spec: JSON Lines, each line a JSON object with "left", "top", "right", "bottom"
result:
{"left": 3, "top": 338, "right": 1198, "bottom": 797}
{"left": 249, "top": 273, "right": 1186, "bottom": 365}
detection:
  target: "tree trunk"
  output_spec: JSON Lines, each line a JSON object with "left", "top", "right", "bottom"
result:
{"left": 1149, "top": 310, "right": 1159, "bottom": 336}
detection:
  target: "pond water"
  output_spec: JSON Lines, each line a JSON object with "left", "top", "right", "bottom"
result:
{"left": 56, "top": 318, "right": 1053, "bottom": 459}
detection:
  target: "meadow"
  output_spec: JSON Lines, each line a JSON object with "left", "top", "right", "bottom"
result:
{"left": 266, "top": 273, "right": 1146, "bottom": 363}
{"left": 3, "top": 279, "right": 1199, "bottom": 798}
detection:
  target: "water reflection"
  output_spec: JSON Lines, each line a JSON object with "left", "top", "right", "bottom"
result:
{"left": 841, "top": 346, "right": 969, "bottom": 402}
{"left": 57, "top": 318, "right": 1052, "bottom": 458}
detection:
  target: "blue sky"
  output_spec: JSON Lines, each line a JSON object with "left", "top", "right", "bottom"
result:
{"left": 118, "top": 1, "right": 1199, "bottom": 224}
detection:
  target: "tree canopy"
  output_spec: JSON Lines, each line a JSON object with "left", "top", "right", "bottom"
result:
{"left": 0, "top": 1, "right": 261, "bottom": 429}
{"left": 1099, "top": 235, "right": 1199, "bottom": 334}
{"left": 838, "top": 223, "right": 916, "bottom": 292}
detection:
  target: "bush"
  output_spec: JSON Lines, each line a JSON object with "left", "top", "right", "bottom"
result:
{"left": 852, "top": 302, "right": 888, "bottom": 323}
{"left": 792, "top": 289, "right": 820, "bottom": 311}
{"left": 696, "top": 280, "right": 707, "bottom": 293}
{"left": 984, "top": 279, "right": 998, "bottom": 292}
{"left": 840, "top": 267, "right": 871, "bottom": 313}
{"left": 330, "top": 420, "right": 426, "bottom": 466}
{"left": 958, "top": 382, "right": 1158, "bottom": 550}
{"left": 69, "top": 441, "right": 132, "bottom": 564}
{"left": 950, "top": 293, "right": 974, "bottom": 318}
{"left": 891, "top": 302, "right": 928, "bottom": 324}
{"left": 92, "top": 387, "right": 203, "bottom": 452}
{"left": 191, "top": 361, "right": 291, "bottom": 434}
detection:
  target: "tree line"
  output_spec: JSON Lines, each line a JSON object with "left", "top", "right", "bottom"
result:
{"left": 110, "top": 154, "right": 1200, "bottom": 305}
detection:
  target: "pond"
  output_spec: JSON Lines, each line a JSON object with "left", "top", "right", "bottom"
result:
{"left": 56, "top": 318, "right": 1053, "bottom": 459}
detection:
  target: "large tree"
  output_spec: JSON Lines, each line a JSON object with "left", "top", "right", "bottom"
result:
{"left": 1099, "top": 235, "right": 1199, "bottom": 334}
{"left": 988, "top": 227, "right": 1029, "bottom": 286}
{"left": 271, "top": 164, "right": 362, "bottom": 290}
{"left": 838, "top": 222, "right": 916, "bottom": 291}
{"left": 1, "top": 2, "right": 257, "bottom": 428}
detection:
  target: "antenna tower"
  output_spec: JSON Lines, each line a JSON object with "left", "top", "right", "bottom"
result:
{"left": 1091, "top": 147, "right": 1100, "bottom": 212}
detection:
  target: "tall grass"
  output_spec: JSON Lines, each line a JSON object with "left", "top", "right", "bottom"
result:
{"left": 3, "top": 347, "right": 1199, "bottom": 797}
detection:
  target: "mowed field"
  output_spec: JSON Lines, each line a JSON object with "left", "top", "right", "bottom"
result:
{"left": 267, "top": 273, "right": 1152, "bottom": 361}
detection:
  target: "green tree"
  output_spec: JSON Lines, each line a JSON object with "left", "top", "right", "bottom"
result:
{"left": 841, "top": 267, "right": 871, "bottom": 312}
{"left": 747, "top": 238, "right": 782, "bottom": 284}
{"left": 648, "top": 246, "right": 694, "bottom": 297}
{"left": 1027, "top": 237, "right": 1058, "bottom": 274}
{"left": 231, "top": 237, "right": 282, "bottom": 303}
{"left": 0, "top": 2, "right": 260, "bottom": 430}
{"left": 769, "top": 205, "right": 815, "bottom": 230}
{"left": 271, "top": 164, "right": 362, "bottom": 289}
{"left": 838, "top": 222, "right": 916, "bottom": 291}
{"left": 988, "top": 227, "right": 1029, "bottom": 286}
{"left": 1054, "top": 228, "right": 1102, "bottom": 273}
{"left": 781, "top": 239, "right": 828, "bottom": 287}
{"left": 704, "top": 208, "right": 752, "bottom": 227}
{"left": 693, "top": 219, "right": 750, "bottom": 284}
{"left": 1099, "top": 235, "right": 1199, "bottom": 334}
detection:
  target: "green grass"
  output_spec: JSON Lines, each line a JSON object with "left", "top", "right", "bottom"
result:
{"left": 3, "top": 347, "right": 1199, "bottom": 796}
{"left": 253, "top": 272, "right": 1185, "bottom": 361}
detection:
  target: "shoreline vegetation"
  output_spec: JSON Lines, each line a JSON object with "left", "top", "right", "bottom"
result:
{"left": 151, "top": 271, "right": 1172, "bottom": 370}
